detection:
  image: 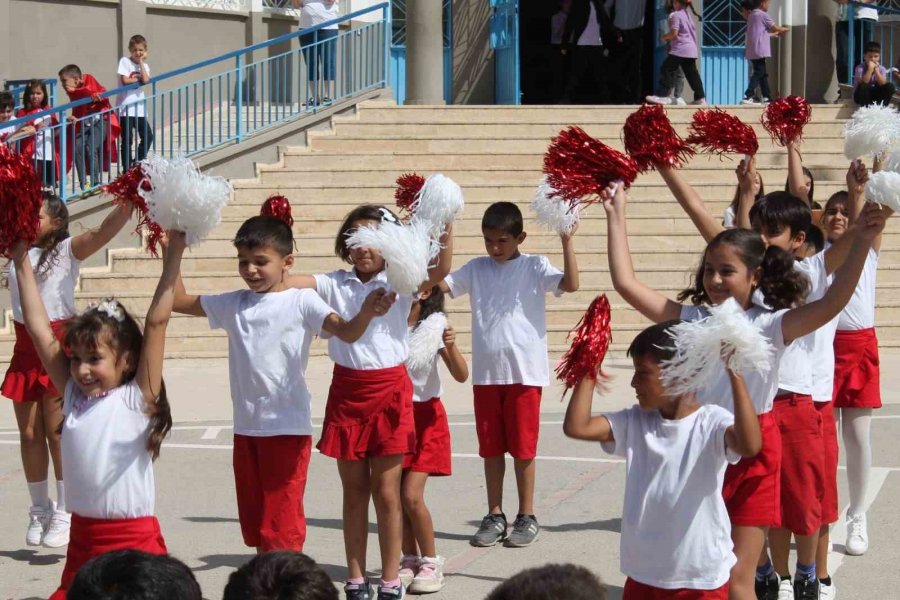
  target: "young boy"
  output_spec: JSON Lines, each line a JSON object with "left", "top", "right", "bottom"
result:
{"left": 0, "top": 91, "right": 17, "bottom": 143}
{"left": 563, "top": 321, "right": 762, "bottom": 599}
{"left": 117, "top": 34, "right": 155, "bottom": 170}
{"left": 223, "top": 552, "right": 338, "bottom": 600}
{"left": 68, "top": 550, "right": 201, "bottom": 600}
{"left": 440, "top": 202, "right": 579, "bottom": 547}
{"left": 172, "top": 214, "right": 394, "bottom": 553}
{"left": 486, "top": 563, "right": 607, "bottom": 600}
{"left": 740, "top": 0, "right": 789, "bottom": 105}
{"left": 58, "top": 64, "right": 120, "bottom": 191}
{"left": 853, "top": 41, "right": 896, "bottom": 107}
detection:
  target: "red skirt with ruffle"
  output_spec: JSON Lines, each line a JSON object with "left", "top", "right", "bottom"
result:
{"left": 1, "top": 320, "right": 70, "bottom": 403}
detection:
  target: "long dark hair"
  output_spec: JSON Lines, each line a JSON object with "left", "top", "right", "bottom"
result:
{"left": 22, "top": 79, "right": 50, "bottom": 111}
{"left": 678, "top": 228, "right": 809, "bottom": 310}
{"left": 334, "top": 204, "right": 398, "bottom": 264}
{"left": 64, "top": 301, "right": 172, "bottom": 460}
{"left": 35, "top": 193, "right": 71, "bottom": 278}
{"left": 728, "top": 175, "right": 765, "bottom": 217}
{"left": 416, "top": 285, "right": 446, "bottom": 326}
{"left": 784, "top": 166, "right": 816, "bottom": 206}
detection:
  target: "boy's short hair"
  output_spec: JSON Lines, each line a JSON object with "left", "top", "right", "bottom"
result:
{"left": 234, "top": 215, "right": 294, "bottom": 256}
{"left": 749, "top": 191, "right": 811, "bottom": 238}
{"left": 864, "top": 41, "right": 881, "bottom": 54}
{"left": 68, "top": 550, "right": 202, "bottom": 600}
{"left": 481, "top": 201, "right": 524, "bottom": 237}
{"left": 804, "top": 224, "right": 825, "bottom": 255}
{"left": 223, "top": 552, "right": 338, "bottom": 600}
{"left": 0, "top": 91, "right": 13, "bottom": 111}
{"left": 485, "top": 563, "right": 607, "bottom": 600}
{"left": 58, "top": 64, "right": 83, "bottom": 79}
{"left": 129, "top": 34, "right": 148, "bottom": 48}
{"left": 626, "top": 320, "right": 681, "bottom": 363}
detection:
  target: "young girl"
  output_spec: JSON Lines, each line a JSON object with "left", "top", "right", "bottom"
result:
{"left": 399, "top": 286, "right": 468, "bottom": 594}
{"left": 290, "top": 205, "right": 453, "bottom": 600}
{"left": 646, "top": 0, "right": 706, "bottom": 106}
{"left": 1, "top": 193, "right": 131, "bottom": 549}
{"left": 14, "top": 79, "right": 59, "bottom": 186}
{"left": 601, "top": 183, "right": 885, "bottom": 600}
{"left": 11, "top": 229, "right": 184, "bottom": 600}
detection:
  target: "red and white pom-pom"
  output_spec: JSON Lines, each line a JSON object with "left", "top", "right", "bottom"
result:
{"left": 406, "top": 312, "right": 448, "bottom": 378}
{"left": 346, "top": 219, "right": 439, "bottom": 294}
{"left": 544, "top": 126, "right": 638, "bottom": 204}
{"left": 261, "top": 194, "right": 294, "bottom": 227}
{"left": 844, "top": 104, "right": 900, "bottom": 160}
{"left": 395, "top": 172, "right": 426, "bottom": 214}
{"left": 687, "top": 108, "right": 759, "bottom": 157}
{"left": 411, "top": 174, "right": 465, "bottom": 235}
{"left": 623, "top": 104, "right": 695, "bottom": 173}
{"left": 0, "top": 146, "right": 43, "bottom": 257}
{"left": 531, "top": 177, "right": 580, "bottom": 235}
{"left": 660, "top": 298, "right": 774, "bottom": 396}
{"left": 104, "top": 164, "right": 166, "bottom": 256}
{"left": 761, "top": 95, "right": 812, "bottom": 147}
{"left": 865, "top": 171, "right": 900, "bottom": 213}
{"left": 555, "top": 295, "right": 612, "bottom": 396}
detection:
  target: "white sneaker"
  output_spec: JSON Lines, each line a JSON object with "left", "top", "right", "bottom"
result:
{"left": 398, "top": 554, "right": 419, "bottom": 588}
{"left": 409, "top": 556, "right": 445, "bottom": 594}
{"left": 819, "top": 579, "right": 837, "bottom": 600}
{"left": 42, "top": 504, "right": 71, "bottom": 548}
{"left": 674, "top": 97, "right": 687, "bottom": 106}
{"left": 690, "top": 98, "right": 708, "bottom": 106}
{"left": 26, "top": 505, "right": 49, "bottom": 546}
{"left": 845, "top": 513, "right": 868, "bottom": 555}
{"left": 740, "top": 97, "right": 757, "bottom": 105}
{"left": 761, "top": 97, "right": 771, "bottom": 105}
{"left": 777, "top": 577, "right": 794, "bottom": 600}
{"left": 646, "top": 95, "right": 673, "bottom": 105}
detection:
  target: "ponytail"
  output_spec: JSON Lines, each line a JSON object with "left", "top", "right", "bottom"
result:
{"left": 757, "top": 246, "right": 810, "bottom": 309}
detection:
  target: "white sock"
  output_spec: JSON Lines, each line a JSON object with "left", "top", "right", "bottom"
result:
{"left": 841, "top": 408, "right": 873, "bottom": 516}
{"left": 55, "top": 480, "right": 66, "bottom": 513}
{"left": 27, "top": 480, "right": 50, "bottom": 508}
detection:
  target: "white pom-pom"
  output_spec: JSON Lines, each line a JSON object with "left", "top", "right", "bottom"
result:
{"left": 660, "top": 298, "right": 774, "bottom": 396}
{"left": 346, "top": 219, "right": 438, "bottom": 294}
{"left": 410, "top": 174, "right": 464, "bottom": 235}
{"left": 531, "top": 177, "right": 580, "bottom": 234}
{"left": 866, "top": 171, "right": 900, "bottom": 213}
{"left": 883, "top": 151, "right": 900, "bottom": 173}
{"left": 138, "top": 153, "right": 231, "bottom": 245}
{"left": 843, "top": 104, "right": 900, "bottom": 160}
{"left": 406, "top": 312, "right": 448, "bottom": 378}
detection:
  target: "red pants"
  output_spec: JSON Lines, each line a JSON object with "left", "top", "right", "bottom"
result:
{"left": 403, "top": 399, "right": 452, "bottom": 476}
{"left": 773, "top": 393, "right": 824, "bottom": 536}
{"left": 473, "top": 384, "right": 542, "bottom": 459}
{"left": 2, "top": 320, "right": 69, "bottom": 402}
{"left": 833, "top": 328, "right": 881, "bottom": 409}
{"left": 624, "top": 578, "right": 729, "bottom": 599}
{"left": 816, "top": 401, "right": 839, "bottom": 525}
{"left": 233, "top": 434, "right": 312, "bottom": 551}
{"left": 723, "top": 412, "right": 782, "bottom": 528}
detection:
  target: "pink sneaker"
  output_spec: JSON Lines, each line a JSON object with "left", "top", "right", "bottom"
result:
{"left": 398, "top": 554, "right": 419, "bottom": 588}
{"left": 409, "top": 556, "right": 445, "bottom": 594}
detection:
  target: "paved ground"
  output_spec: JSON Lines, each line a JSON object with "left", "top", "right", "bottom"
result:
{"left": 1, "top": 353, "right": 899, "bottom": 600}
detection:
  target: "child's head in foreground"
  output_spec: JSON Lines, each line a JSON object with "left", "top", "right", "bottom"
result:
{"left": 58, "top": 64, "right": 84, "bottom": 92}
{"left": 233, "top": 215, "right": 295, "bottom": 293}
{"left": 748, "top": 191, "right": 811, "bottom": 253}
{"left": 485, "top": 563, "right": 607, "bottom": 600}
{"left": 0, "top": 91, "right": 15, "bottom": 121}
{"left": 223, "top": 551, "right": 338, "bottom": 600}
{"left": 68, "top": 550, "right": 202, "bottom": 600}
{"left": 482, "top": 201, "right": 525, "bottom": 264}
{"left": 334, "top": 204, "right": 398, "bottom": 276}
{"left": 627, "top": 321, "right": 682, "bottom": 411}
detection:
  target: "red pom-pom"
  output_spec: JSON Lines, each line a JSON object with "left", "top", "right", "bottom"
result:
{"left": 0, "top": 146, "right": 43, "bottom": 257}
{"left": 103, "top": 165, "right": 163, "bottom": 257}
{"left": 555, "top": 294, "right": 612, "bottom": 395}
{"left": 261, "top": 194, "right": 294, "bottom": 227}
{"left": 687, "top": 108, "right": 759, "bottom": 157}
{"left": 761, "top": 95, "right": 812, "bottom": 147}
{"left": 395, "top": 173, "right": 426, "bottom": 214}
{"left": 623, "top": 104, "right": 695, "bottom": 173}
{"left": 543, "top": 126, "right": 638, "bottom": 204}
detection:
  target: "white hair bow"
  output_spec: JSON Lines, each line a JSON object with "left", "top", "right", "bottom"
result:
{"left": 89, "top": 299, "right": 126, "bottom": 322}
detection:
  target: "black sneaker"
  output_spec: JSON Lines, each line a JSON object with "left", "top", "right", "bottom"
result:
{"left": 504, "top": 514, "right": 540, "bottom": 547}
{"left": 344, "top": 582, "right": 371, "bottom": 600}
{"left": 754, "top": 573, "right": 779, "bottom": 600}
{"left": 376, "top": 583, "right": 404, "bottom": 599}
{"left": 793, "top": 575, "right": 819, "bottom": 600}
{"left": 470, "top": 513, "right": 507, "bottom": 547}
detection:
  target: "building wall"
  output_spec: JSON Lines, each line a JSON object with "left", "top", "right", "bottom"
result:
{"left": 451, "top": 0, "right": 494, "bottom": 104}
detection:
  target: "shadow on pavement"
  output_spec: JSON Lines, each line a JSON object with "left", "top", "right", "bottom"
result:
{"left": 193, "top": 553, "right": 252, "bottom": 572}
{"left": 183, "top": 516, "right": 240, "bottom": 523}
{"left": 543, "top": 518, "right": 622, "bottom": 534}
{"left": 0, "top": 548, "right": 65, "bottom": 566}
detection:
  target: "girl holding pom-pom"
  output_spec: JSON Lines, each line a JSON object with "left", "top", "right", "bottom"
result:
{"left": 11, "top": 228, "right": 184, "bottom": 600}
{"left": 2, "top": 193, "right": 131, "bottom": 550}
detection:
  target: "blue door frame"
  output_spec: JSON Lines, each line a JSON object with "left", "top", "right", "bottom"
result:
{"left": 390, "top": 0, "right": 453, "bottom": 104}
{"left": 490, "top": 0, "right": 520, "bottom": 105}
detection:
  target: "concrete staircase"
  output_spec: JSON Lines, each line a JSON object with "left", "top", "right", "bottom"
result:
{"left": 3, "top": 101, "right": 898, "bottom": 366}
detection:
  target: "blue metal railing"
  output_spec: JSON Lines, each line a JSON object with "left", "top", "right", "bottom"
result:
{"left": 847, "top": 2, "right": 900, "bottom": 87}
{"left": 3, "top": 79, "right": 58, "bottom": 110}
{"left": 1, "top": 2, "right": 388, "bottom": 201}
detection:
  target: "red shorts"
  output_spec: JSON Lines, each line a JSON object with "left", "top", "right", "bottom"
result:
{"left": 833, "top": 328, "right": 881, "bottom": 409}
{"left": 816, "top": 401, "right": 839, "bottom": 525}
{"left": 473, "top": 384, "right": 542, "bottom": 459}
{"left": 773, "top": 393, "right": 824, "bottom": 536}
{"left": 318, "top": 364, "right": 415, "bottom": 460}
{"left": 623, "top": 578, "right": 729, "bottom": 599}
{"left": 403, "top": 398, "right": 452, "bottom": 476}
{"left": 49, "top": 514, "right": 167, "bottom": 600}
{"left": 2, "top": 320, "right": 69, "bottom": 403}
{"left": 723, "top": 411, "right": 782, "bottom": 528}
{"left": 233, "top": 434, "right": 312, "bottom": 552}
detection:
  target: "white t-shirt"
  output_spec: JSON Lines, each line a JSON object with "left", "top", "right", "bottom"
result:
{"left": 8, "top": 237, "right": 80, "bottom": 323}
{"left": 0, "top": 121, "right": 15, "bottom": 142}
{"left": 577, "top": 2, "right": 603, "bottom": 46}
{"left": 117, "top": 57, "right": 150, "bottom": 118}
{"left": 62, "top": 379, "right": 155, "bottom": 519}
{"left": 301, "top": 0, "right": 339, "bottom": 29}
{"left": 407, "top": 324, "right": 444, "bottom": 402}
{"left": 680, "top": 304, "right": 787, "bottom": 415}
{"left": 314, "top": 269, "right": 414, "bottom": 370}
{"left": 602, "top": 405, "right": 739, "bottom": 590}
{"left": 838, "top": 4, "right": 879, "bottom": 21}
{"left": 201, "top": 288, "right": 333, "bottom": 436}
{"left": 445, "top": 254, "right": 563, "bottom": 386}
{"left": 25, "top": 113, "right": 54, "bottom": 160}
{"left": 838, "top": 247, "right": 878, "bottom": 330}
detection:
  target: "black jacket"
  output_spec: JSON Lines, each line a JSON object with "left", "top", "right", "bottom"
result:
{"left": 562, "top": 0, "right": 614, "bottom": 47}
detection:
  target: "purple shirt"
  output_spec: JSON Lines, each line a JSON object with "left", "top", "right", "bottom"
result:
{"left": 668, "top": 9, "right": 698, "bottom": 59}
{"left": 854, "top": 64, "right": 889, "bottom": 89}
{"left": 745, "top": 9, "right": 775, "bottom": 60}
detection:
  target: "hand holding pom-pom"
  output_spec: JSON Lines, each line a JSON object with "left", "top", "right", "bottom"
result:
{"left": 531, "top": 177, "right": 581, "bottom": 235}
{"left": 0, "top": 146, "right": 43, "bottom": 258}
{"left": 261, "top": 194, "right": 294, "bottom": 227}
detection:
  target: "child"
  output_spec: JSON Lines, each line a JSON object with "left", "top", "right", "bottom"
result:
{"left": 399, "top": 286, "right": 468, "bottom": 594}
{"left": 786, "top": 140, "right": 818, "bottom": 209}
{"left": 117, "top": 34, "right": 155, "bottom": 170}
{"left": 0, "top": 91, "right": 17, "bottom": 143}
{"left": 289, "top": 205, "right": 454, "bottom": 599}
{"left": 440, "top": 202, "right": 578, "bottom": 549}
{"left": 723, "top": 157, "right": 764, "bottom": 228}
{"left": 68, "top": 550, "right": 202, "bottom": 600}
{"left": 172, "top": 208, "right": 393, "bottom": 555}
{"left": 224, "top": 552, "right": 338, "bottom": 600}
{"left": 1, "top": 193, "right": 132, "bottom": 550}
{"left": 12, "top": 228, "right": 185, "bottom": 600}
{"left": 15, "top": 79, "right": 60, "bottom": 186}
{"left": 853, "top": 41, "right": 896, "bottom": 107}
{"left": 740, "top": 0, "right": 789, "bottom": 105}
{"left": 564, "top": 321, "right": 764, "bottom": 599}
{"left": 646, "top": 0, "right": 706, "bottom": 106}
{"left": 486, "top": 563, "right": 607, "bottom": 600}
{"left": 58, "top": 64, "right": 120, "bottom": 191}
{"left": 601, "top": 182, "right": 885, "bottom": 600}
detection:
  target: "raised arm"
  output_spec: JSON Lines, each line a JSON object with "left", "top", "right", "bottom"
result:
{"left": 558, "top": 225, "right": 580, "bottom": 293}
{"left": 563, "top": 377, "right": 614, "bottom": 442}
{"left": 822, "top": 160, "right": 869, "bottom": 274}
{"left": 734, "top": 157, "right": 760, "bottom": 230}
{"left": 172, "top": 263, "right": 205, "bottom": 316}
{"left": 786, "top": 141, "right": 810, "bottom": 207}
{"left": 723, "top": 367, "right": 762, "bottom": 457}
{"left": 70, "top": 202, "right": 132, "bottom": 261}
{"left": 438, "top": 325, "right": 469, "bottom": 383}
{"left": 658, "top": 166, "right": 726, "bottom": 243}
{"left": 421, "top": 223, "right": 454, "bottom": 292}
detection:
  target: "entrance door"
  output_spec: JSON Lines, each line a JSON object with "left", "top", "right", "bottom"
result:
{"left": 700, "top": 0, "right": 748, "bottom": 104}
{"left": 390, "top": 0, "right": 453, "bottom": 105}
{"left": 490, "top": 0, "right": 520, "bottom": 105}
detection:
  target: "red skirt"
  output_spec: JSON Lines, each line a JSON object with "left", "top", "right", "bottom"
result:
{"left": 317, "top": 364, "right": 415, "bottom": 461}
{"left": 49, "top": 514, "right": 167, "bottom": 600}
{"left": 833, "top": 328, "right": 881, "bottom": 409}
{"left": 403, "top": 398, "right": 452, "bottom": 476}
{"left": 723, "top": 412, "right": 782, "bottom": 528}
{"left": 1, "top": 320, "right": 70, "bottom": 403}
